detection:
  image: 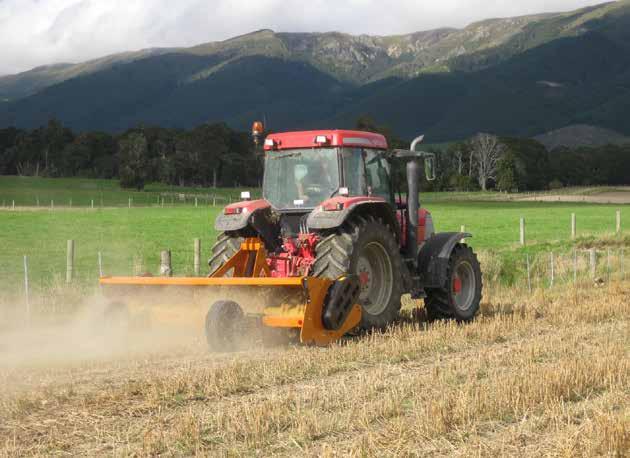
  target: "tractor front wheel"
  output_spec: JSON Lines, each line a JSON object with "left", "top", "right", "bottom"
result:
{"left": 425, "top": 244, "right": 482, "bottom": 322}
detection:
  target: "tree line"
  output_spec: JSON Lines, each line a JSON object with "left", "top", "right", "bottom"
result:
{"left": 356, "top": 116, "right": 630, "bottom": 192}
{"left": 0, "top": 120, "right": 261, "bottom": 189}
{"left": 1, "top": 117, "right": 629, "bottom": 191}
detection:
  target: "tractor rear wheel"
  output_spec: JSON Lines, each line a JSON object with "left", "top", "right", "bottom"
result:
{"left": 312, "top": 214, "right": 403, "bottom": 330}
{"left": 208, "top": 232, "right": 245, "bottom": 275}
{"left": 425, "top": 244, "right": 482, "bottom": 322}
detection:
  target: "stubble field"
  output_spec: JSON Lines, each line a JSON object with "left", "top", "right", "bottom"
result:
{"left": 0, "top": 279, "right": 628, "bottom": 456}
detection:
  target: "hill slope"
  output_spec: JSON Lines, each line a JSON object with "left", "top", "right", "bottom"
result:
{"left": 534, "top": 124, "right": 630, "bottom": 149}
{"left": 1, "top": 1, "right": 630, "bottom": 140}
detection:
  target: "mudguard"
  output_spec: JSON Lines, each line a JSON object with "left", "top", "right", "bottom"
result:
{"left": 307, "top": 197, "right": 398, "bottom": 236}
{"left": 214, "top": 200, "right": 271, "bottom": 232}
{"left": 417, "top": 232, "right": 472, "bottom": 288}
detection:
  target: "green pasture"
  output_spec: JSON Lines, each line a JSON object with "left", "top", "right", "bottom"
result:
{"left": 0, "top": 198, "right": 627, "bottom": 294}
{"left": 0, "top": 176, "right": 260, "bottom": 208}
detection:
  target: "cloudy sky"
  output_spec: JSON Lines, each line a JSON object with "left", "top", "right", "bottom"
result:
{"left": 0, "top": 0, "right": 609, "bottom": 75}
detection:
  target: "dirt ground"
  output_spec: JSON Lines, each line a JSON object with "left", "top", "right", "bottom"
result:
{"left": 519, "top": 191, "right": 630, "bottom": 204}
{"left": 0, "top": 281, "right": 628, "bottom": 456}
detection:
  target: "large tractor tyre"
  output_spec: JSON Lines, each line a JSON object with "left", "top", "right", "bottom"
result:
{"left": 312, "top": 214, "right": 404, "bottom": 330}
{"left": 205, "top": 300, "right": 244, "bottom": 352}
{"left": 208, "top": 232, "right": 245, "bottom": 275}
{"left": 425, "top": 244, "right": 482, "bottom": 323}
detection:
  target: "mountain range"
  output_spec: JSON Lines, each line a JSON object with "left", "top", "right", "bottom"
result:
{"left": 1, "top": 0, "right": 630, "bottom": 142}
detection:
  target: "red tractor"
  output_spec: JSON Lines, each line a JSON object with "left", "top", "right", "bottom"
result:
{"left": 101, "top": 125, "right": 482, "bottom": 349}
{"left": 207, "top": 125, "right": 482, "bottom": 339}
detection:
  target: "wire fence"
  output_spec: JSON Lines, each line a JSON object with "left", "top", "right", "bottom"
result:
{"left": 2, "top": 238, "right": 627, "bottom": 326}
{"left": 0, "top": 191, "right": 257, "bottom": 209}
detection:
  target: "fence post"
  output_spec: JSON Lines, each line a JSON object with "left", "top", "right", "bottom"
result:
{"left": 91, "top": 199, "right": 94, "bottom": 209}
{"left": 128, "top": 197, "right": 132, "bottom": 209}
{"left": 571, "top": 213, "right": 576, "bottom": 240}
{"left": 194, "top": 238, "right": 201, "bottom": 275}
{"left": 66, "top": 240, "right": 75, "bottom": 283}
{"left": 589, "top": 249, "right": 597, "bottom": 279}
{"left": 23, "top": 255, "right": 30, "bottom": 322}
{"left": 51, "top": 200, "right": 54, "bottom": 210}
{"left": 160, "top": 250, "right": 172, "bottom": 276}
{"left": 195, "top": 197, "right": 198, "bottom": 208}
{"left": 616, "top": 210, "right": 621, "bottom": 234}
{"left": 98, "top": 251, "right": 103, "bottom": 278}
{"left": 520, "top": 218, "right": 526, "bottom": 246}
{"left": 12, "top": 200, "right": 15, "bottom": 210}
{"left": 213, "top": 195, "right": 217, "bottom": 206}
{"left": 36, "top": 197, "right": 39, "bottom": 207}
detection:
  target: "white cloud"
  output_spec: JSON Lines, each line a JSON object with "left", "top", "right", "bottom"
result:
{"left": 0, "top": 0, "right": 609, "bottom": 75}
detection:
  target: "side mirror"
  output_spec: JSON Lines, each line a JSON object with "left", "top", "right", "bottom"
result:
{"left": 424, "top": 154, "right": 436, "bottom": 181}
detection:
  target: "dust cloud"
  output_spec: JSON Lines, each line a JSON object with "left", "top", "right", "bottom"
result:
{"left": 0, "top": 286, "right": 285, "bottom": 369}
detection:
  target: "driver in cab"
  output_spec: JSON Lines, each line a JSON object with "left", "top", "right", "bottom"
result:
{"left": 296, "top": 159, "right": 335, "bottom": 205}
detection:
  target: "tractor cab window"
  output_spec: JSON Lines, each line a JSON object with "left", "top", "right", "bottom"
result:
{"left": 263, "top": 148, "right": 340, "bottom": 209}
{"left": 364, "top": 149, "right": 392, "bottom": 202}
{"left": 341, "top": 148, "right": 392, "bottom": 203}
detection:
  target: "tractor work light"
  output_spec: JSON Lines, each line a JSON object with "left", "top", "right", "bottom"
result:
{"left": 252, "top": 121, "right": 264, "bottom": 136}
{"left": 314, "top": 135, "right": 329, "bottom": 145}
{"left": 265, "top": 138, "right": 277, "bottom": 148}
{"left": 240, "top": 191, "right": 251, "bottom": 201}
{"left": 224, "top": 207, "right": 244, "bottom": 215}
{"left": 339, "top": 187, "right": 349, "bottom": 196}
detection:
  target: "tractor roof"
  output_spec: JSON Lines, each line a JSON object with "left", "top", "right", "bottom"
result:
{"left": 264, "top": 130, "right": 388, "bottom": 151}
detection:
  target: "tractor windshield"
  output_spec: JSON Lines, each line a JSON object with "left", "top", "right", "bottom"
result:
{"left": 263, "top": 148, "right": 341, "bottom": 209}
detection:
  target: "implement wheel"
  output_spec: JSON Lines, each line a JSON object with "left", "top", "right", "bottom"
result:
{"left": 425, "top": 244, "right": 482, "bottom": 322}
{"left": 205, "top": 300, "right": 244, "bottom": 352}
{"left": 312, "top": 214, "right": 403, "bottom": 330}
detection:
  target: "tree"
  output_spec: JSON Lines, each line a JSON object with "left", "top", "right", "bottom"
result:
{"left": 118, "top": 132, "right": 149, "bottom": 190}
{"left": 469, "top": 133, "right": 504, "bottom": 191}
{"left": 496, "top": 150, "right": 517, "bottom": 192}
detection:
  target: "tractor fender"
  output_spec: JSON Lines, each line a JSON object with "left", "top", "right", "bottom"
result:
{"left": 417, "top": 232, "right": 472, "bottom": 288}
{"left": 215, "top": 200, "right": 271, "bottom": 232}
{"left": 307, "top": 198, "right": 399, "bottom": 238}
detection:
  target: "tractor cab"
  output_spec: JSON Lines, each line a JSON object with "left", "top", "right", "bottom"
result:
{"left": 262, "top": 130, "right": 393, "bottom": 211}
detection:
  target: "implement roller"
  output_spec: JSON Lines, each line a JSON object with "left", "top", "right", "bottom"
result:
{"left": 100, "top": 123, "right": 482, "bottom": 351}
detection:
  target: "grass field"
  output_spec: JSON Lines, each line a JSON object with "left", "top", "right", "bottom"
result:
{"left": 0, "top": 176, "right": 258, "bottom": 208}
{"left": 0, "top": 180, "right": 628, "bottom": 295}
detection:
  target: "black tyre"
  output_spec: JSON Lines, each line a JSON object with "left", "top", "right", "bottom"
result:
{"left": 312, "top": 214, "right": 404, "bottom": 330}
{"left": 425, "top": 244, "right": 482, "bottom": 322}
{"left": 208, "top": 232, "right": 245, "bottom": 275}
{"left": 205, "top": 300, "right": 244, "bottom": 352}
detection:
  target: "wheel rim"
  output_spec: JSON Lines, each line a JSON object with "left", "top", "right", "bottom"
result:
{"left": 452, "top": 260, "right": 476, "bottom": 312}
{"left": 356, "top": 241, "right": 393, "bottom": 315}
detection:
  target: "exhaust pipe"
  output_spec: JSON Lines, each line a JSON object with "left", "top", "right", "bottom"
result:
{"left": 406, "top": 159, "right": 420, "bottom": 266}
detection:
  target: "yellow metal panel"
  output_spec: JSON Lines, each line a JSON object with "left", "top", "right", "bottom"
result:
{"left": 299, "top": 277, "right": 362, "bottom": 346}
{"left": 99, "top": 276, "right": 305, "bottom": 287}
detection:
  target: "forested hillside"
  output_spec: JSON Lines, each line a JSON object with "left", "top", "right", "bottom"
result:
{"left": 2, "top": 1, "right": 630, "bottom": 141}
